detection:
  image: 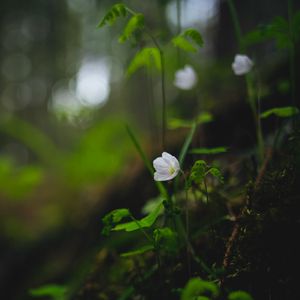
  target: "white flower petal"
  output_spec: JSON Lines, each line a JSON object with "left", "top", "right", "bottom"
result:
{"left": 153, "top": 152, "right": 180, "bottom": 181}
{"left": 154, "top": 171, "right": 177, "bottom": 181}
{"left": 232, "top": 54, "right": 253, "bottom": 76}
{"left": 153, "top": 157, "right": 168, "bottom": 170}
{"left": 174, "top": 65, "right": 197, "bottom": 90}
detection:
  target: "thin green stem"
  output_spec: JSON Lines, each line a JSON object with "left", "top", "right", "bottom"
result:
{"left": 176, "top": 0, "right": 182, "bottom": 66}
{"left": 144, "top": 29, "right": 167, "bottom": 150}
{"left": 180, "top": 170, "right": 192, "bottom": 277}
{"left": 227, "top": 0, "right": 243, "bottom": 51}
{"left": 288, "top": 0, "right": 297, "bottom": 112}
{"left": 203, "top": 177, "right": 209, "bottom": 203}
{"left": 161, "top": 51, "right": 167, "bottom": 150}
{"left": 256, "top": 80, "right": 264, "bottom": 162}
{"left": 127, "top": 6, "right": 167, "bottom": 149}
{"left": 227, "top": 0, "right": 264, "bottom": 164}
{"left": 130, "top": 215, "right": 153, "bottom": 244}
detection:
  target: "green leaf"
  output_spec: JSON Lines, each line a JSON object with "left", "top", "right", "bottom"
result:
{"left": 153, "top": 227, "right": 178, "bottom": 254}
{"left": 29, "top": 284, "right": 67, "bottom": 300}
{"left": 207, "top": 167, "right": 224, "bottom": 184}
{"left": 228, "top": 291, "right": 253, "bottom": 300}
{"left": 102, "top": 208, "right": 131, "bottom": 235}
{"left": 119, "top": 13, "right": 144, "bottom": 43}
{"left": 168, "top": 118, "right": 194, "bottom": 129}
{"left": 184, "top": 29, "right": 204, "bottom": 47}
{"left": 181, "top": 278, "right": 219, "bottom": 300}
{"left": 103, "top": 208, "right": 131, "bottom": 223}
{"left": 190, "top": 147, "right": 228, "bottom": 155}
{"left": 196, "top": 112, "right": 214, "bottom": 123}
{"left": 120, "top": 244, "right": 154, "bottom": 257}
{"left": 113, "top": 201, "right": 163, "bottom": 232}
{"left": 97, "top": 3, "right": 128, "bottom": 28}
{"left": 260, "top": 106, "right": 299, "bottom": 119}
{"left": 125, "top": 125, "right": 168, "bottom": 199}
{"left": 189, "top": 160, "right": 207, "bottom": 186}
{"left": 168, "top": 112, "right": 213, "bottom": 130}
{"left": 126, "top": 47, "right": 161, "bottom": 76}
{"left": 242, "top": 16, "right": 292, "bottom": 49}
{"left": 172, "top": 28, "right": 204, "bottom": 53}
{"left": 172, "top": 35, "right": 197, "bottom": 52}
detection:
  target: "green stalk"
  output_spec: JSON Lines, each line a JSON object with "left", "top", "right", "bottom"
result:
{"left": 227, "top": 0, "right": 264, "bottom": 163}
{"left": 127, "top": 7, "right": 167, "bottom": 149}
{"left": 180, "top": 170, "right": 192, "bottom": 277}
{"left": 130, "top": 214, "right": 154, "bottom": 243}
{"left": 288, "top": 0, "right": 297, "bottom": 113}
{"left": 203, "top": 177, "right": 209, "bottom": 203}
{"left": 227, "top": 0, "right": 243, "bottom": 50}
{"left": 145, "top": 29, "right": 167, "bottom": 150}
{"left": 176, "top": 0, "right": 182, "bottom": 66}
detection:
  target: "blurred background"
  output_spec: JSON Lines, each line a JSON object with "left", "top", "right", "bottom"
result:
{"left": 0, "top": 0, "right": 298, "bottom": 299}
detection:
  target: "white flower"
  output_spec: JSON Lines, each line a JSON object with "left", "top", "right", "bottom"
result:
{"left": 232, "top": 54, "right": 254, "bottom": 75}
{"left": 174, "top": 65, "right": 197, "bottom": 90}
{"left": 153, "top": 152, "right": 180, "bottom": 181}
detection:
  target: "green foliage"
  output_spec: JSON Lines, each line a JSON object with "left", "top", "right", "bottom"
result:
{"left": 0, "top": 116, "right": 60, "bottom": 165}
{"left": 120, "top": 244, "right": 154, "bottom": 257}
{"left": 181, "top": 278, "right": 219, "bottom": 300}
{"left": 97, "top": 3, "right": 128, "bottom": 28}
{"left": 65, "top": 118, "right": 132, "bottom": 186}
{"left": 112, "top": 201, "right": 163, "bottom": 232}
{"left": 29, "top": 284, "right": 67, "bottom": 300}
{"left": 228, "top": 291, "right": 253, "bottom": 300}
{"left": 293, "top": 11, "right": 300, "bottom": 40}
{"left": 153, "top": 227, "right": 178, "bottom": 254}
{"left": 260, "top": 106, "right": 299, "bottom": 119}
{"left": 172, "top": 29, "right": 204, "bottom": 52}
{"left": 207, "top": 167, "right": 224, "bottom": 184}
{"left": 0, "top": 157, "right": 43, "bottom": 200}
{"left": 119, "top": 13, "right": 144, "bottom": 43}
{"left": 190, "top": 147, "right": 228, "bottom": 155}
{"left": 126, "top": 47, "right": 161, "bottom": 76}
{"left": 126, "top": 125, "right": 168, "bottom": 199}
{"left": 189, "top": 160, "right": 207, "bottom": 186}
{"left": 189, "top": 161, "right": 224, "bottom": 186}
{"left": 168, "top": 112, "right": 213, "bottom": 130}
{"left": 102, "top": 208, "right": 131, "bottom": 235}
{"left": 242, "top": 11, "right": 300, "bottom": 49}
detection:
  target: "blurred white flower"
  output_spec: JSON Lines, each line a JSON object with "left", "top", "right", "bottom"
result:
{"left": 153, "top": 152, "right": 180, "bottom": 181}
{"left": 232, "top": 54, "right": 254, "bottom": 75}
{"left": 174, "top": 65, "right": 197, "bottom": 90}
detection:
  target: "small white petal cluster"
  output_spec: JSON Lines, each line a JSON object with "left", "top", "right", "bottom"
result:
{"left": 232, "top": 54, "right": 254, "bottom": 75}
{"left": 153, "top": 152, "right": 180, "bottom": 181}
{"left": 174, "top": 65, "right": 198, "bottom": 90}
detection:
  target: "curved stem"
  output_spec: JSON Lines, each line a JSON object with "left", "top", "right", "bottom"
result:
{"left": 228, "top": 0, "right": 264, "bottom": 164}
{"left": 288, "top": 0, "right": 297, "bottom": 124}
{"left": 144, "top": 29, "right": 167, "bottom": 150}
{"left": 130, "top": 214, "right": 153, "bottom": 244}
{"left": 227, "top": 0, "right": 243, "bottom": 51}
{"left": 180, "top": 170, "right": 192, "bottom": 277}
{"left": 176, "top": 0, "right": 182, "bottom": 66}
{"left": 203, "top": 177, "right": 209, "bottom": 203}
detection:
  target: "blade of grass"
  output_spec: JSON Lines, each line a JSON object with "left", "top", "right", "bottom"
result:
{"left": 178, "top": 121, "right": 197, "bottom": 165}
{"left": 174, "top": 121, "right": 197, "bottom": 191}
{"left": 125, "top": 125, "right": 168, "bottom": 199}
